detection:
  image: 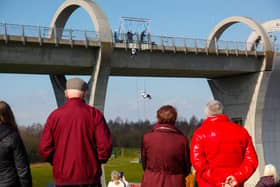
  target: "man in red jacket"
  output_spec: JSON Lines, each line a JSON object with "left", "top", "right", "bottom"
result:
{"left": 191, "top": 100, "right": 258, "bottom": 187}
{"left": 39, "top": 78, "right": 112, "bottom": 187}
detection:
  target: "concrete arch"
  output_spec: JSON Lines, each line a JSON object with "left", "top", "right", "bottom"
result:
{"left": 247, "top": 19, "right": 280, "bottom": 50}
{"left": 49, "top": 0, "right": 112, "bottom": 42}
{"left": 49, "top": 0, "right": 113, "bottom": 114}
{"left": 207, "top": 16, "right": 274, "bottom": 70}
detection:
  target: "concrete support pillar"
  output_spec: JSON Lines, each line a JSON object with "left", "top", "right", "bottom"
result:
{"left": 87, "top": 47, "right": 111, "bottom": 112}
{"left": 262, "top": 56, "right": 280, "bottom": 175}
{"left": 50, "top": 74, "right": 66, "bottom": 107}
{"left": 49, "top": 47, "right": 111, "bottom": 187}
{"left": 208, "top": 71, "right": 271, "bottom": 186}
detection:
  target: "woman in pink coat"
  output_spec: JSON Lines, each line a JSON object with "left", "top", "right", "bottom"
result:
{"left": 141, "top": 105, "right": 191, "bottom": 187}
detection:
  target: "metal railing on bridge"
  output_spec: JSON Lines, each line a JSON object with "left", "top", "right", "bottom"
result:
{"left": 0, "top": 23, "right": 98, "bottom": 41}
{"left": 0, "top": 23, "right": 279, "bottom": 53}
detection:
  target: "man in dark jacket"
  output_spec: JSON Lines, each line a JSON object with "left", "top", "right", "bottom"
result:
{"left": 39, "top": 78, "right": 112, "bottom": 187}
{"left": 141, "top": 105, "right": 191, "bottom": 187}
{"left": 190, "top": 100, "right": 258, "bottom": 187}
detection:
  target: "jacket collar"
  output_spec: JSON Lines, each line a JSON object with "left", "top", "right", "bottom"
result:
{"left": 203, "top": 114, "right": 229, "bottom": 125}
{"left": 152, "top": 123, "right": 182, "bottom": 134}
{"left": 65, "top": 98, "right": 85, "bottom": 105}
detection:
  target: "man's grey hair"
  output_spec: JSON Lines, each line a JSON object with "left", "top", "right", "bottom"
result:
{"left": 205, "top": 100, "right": 223, "bottom": 116}
{"left": 111, "top": 170, "right": 120, "bottom": 180}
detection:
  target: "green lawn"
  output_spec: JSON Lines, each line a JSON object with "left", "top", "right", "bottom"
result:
{"left": 104, "top": 148, "right": 143, "bottom": 183}
{"left": 31, "top": 148, "right": 143, "bottom": 187}
{"left": 31, "top": 163, "right": 53, "bottom": 187}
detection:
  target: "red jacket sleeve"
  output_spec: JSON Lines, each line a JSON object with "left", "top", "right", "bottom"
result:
{"left": 232, "top": 134, "right": 258, "bottom": 185}
{"left": 94, "top": 111, "right": 112, "bottom": 163}
{"left": 190, "top": 131, "right": 223, "bottom": 186}
{"left": 141, "top": 135, "right": 147, "bottom": 170}
{"left": 184, "top": 137, "right": 191, "bottom": 176}
{"left": 39, "top": 116, "right": 55, "bottom": 164}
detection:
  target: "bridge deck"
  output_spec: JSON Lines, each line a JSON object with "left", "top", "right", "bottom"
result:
{"left": 0, "top": 24, "right": 271, "bottom": 78}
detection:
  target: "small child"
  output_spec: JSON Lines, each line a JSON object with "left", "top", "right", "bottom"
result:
{"left": 107, "top": 170, "right": 128, "bottom": 187}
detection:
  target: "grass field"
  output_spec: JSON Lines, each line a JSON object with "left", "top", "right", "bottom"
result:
{"left": 31, "top": 148, "right": 143, "bottom": 187}
{"left": 31, "top": 163, "right": 53, "bottom": 187}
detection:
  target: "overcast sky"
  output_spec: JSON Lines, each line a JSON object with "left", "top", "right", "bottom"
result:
{"left": 0, "top": 0, "right": 279, "bottom": 126}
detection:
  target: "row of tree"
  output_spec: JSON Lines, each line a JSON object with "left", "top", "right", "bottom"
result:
{"left": 19, "top": 116, "right": 202, "bottom": 163}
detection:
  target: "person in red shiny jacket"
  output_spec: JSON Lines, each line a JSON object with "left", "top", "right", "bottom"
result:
{"left": 190, "top": 100, "right": 258, "bottom": 187}
{"left": 39, "top": 78, "right": 112, "bottom": 187}
{"left": 141, "top": 105, "right": 191, "bottom": 187}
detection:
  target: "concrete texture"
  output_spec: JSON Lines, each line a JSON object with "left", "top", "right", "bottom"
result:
{"left": 0, "top": 42, "right": 264, "bottom": 77}
{"left": 262, "top": 56, "right": 280, "bottom": 175}
{"left": 50, "top": 75, "right": 67, "bottom": 107}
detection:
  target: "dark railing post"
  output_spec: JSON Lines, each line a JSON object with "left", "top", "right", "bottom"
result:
{"left": 225, "top": 41, "right": 229, "bottom": 56}
{"left": 214, "top": 37, "right": 218, "bottom": 55}
{"left": 184, "top": 38, "right": 187, "bottom": 54}
{"left": 21, "top": 24, "right": 25, "bottom": 45}
{"left": 235, "top": 41, "right": 238, "bottom": 56}
{"left": 172, "top": 37, "right": 176, "bottom": 53}
{"left": 194, "top": 39, "right": 198, "bottom": 55}
{"left": 205, "top": 40, "right": 209, "bottom": 55}
{"left": 262, "top": 42, "right": 265, "bottom": 56}
{"left": 148, "top": 32, "right": 152, "bottom": 52}
{"left": 38, "top": 25, "right": 42, "bottom": 46}
{"left": 160, "top": 35, "right": 164, "bottom": 53}
{"left": 254, "top": 42, "right": 257, "bottom": 57}
{"left": 3, "top": 22, "right": 8, "bottom": 44}
{"left": 84, "top": 30, "right": 88, "bottom": 48}
{"left": 69, "top": 27, "right": 73, "bottom": 48}
{"left": 136, "top": 32, "right": 139, "bottom": 50}
{"left": 245, "top": 41, "right": 248, "bottom": 56}
{"left": 54, "top": 25, "right": 58, "bottom": 46}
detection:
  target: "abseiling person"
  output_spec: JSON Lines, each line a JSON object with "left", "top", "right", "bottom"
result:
{"left": 39, "top": 78, "right": 112, "bottom": 187}
{"left": 141, "top": 105, "right": 191, "bottom": 187}
{"left": 191, "top": 100, "right": 258, "bottom": 187}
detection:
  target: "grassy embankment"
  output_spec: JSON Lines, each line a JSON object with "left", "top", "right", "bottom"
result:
{"left": 31, "top": 148, "right": 143, "bottom": 187}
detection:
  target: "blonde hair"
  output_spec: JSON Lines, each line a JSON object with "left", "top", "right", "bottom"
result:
{"left": 264, "top": 164, "right": 279, "bottom": 183}
{"left": 111, "top": 170, "right": 120, "bottom": 181}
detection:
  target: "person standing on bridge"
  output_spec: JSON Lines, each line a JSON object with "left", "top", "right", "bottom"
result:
{"left": 141, "top": 105, "right": 191, "bottom": 187}
{"left": 39, "top": 77, "right": 112, "bottom": 187}
{"left": 190, "top": 100, "right": 258, "bottom": 187}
